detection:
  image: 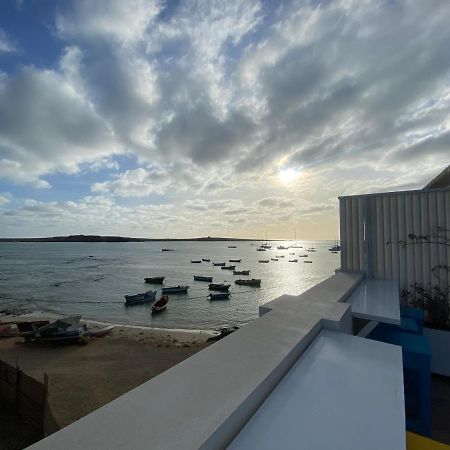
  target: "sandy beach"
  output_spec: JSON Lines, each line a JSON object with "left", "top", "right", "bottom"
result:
{"left": 0, "top": 316, "right": 213, "bottom": 433}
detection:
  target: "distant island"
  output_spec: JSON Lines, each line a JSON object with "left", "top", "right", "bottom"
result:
{"left": 0, "top": 235, "right": 268, "bottom": 243}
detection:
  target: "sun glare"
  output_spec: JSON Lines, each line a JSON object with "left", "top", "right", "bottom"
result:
{"left": 278, "top": 167, "right": 299, "bottom": 184}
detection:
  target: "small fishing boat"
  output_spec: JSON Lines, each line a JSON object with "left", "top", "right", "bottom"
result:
{"left": 125, "top": 290, "right": 156, "bottom": 305}
{"left": 259, "top": 260, "right": 269, "bottom": 263}
{"left": 221, "top": 265, "right": 236, "bottom": 270}
{"left": 304, "top": 260, "right": 313, "bottom": 263}
{"left": 235, "top": 279, "right": 261, "bottom": 287}
{"left": 209, "top": 283, "right": 231, "bottom": 291}
{"left": 161, "top": 248, "right": 175, "bottom": 252}
{"left": 277, "top": 246, "right": 289, "bottom": 250}
{"left": 299, "top": 254, "right": 308, "bottom": 257}
{"left": 276, "top": 255, "right": 285, "bottom": 258}
{"left": 208, "top": 293, "right": 230, "bottom": 301}
{"left": 288, "top": 259, "right": 298, "bottom": 263}
{"left": 229, "top": 259, "right": 241, "bottom": 263}
{"left": 233, "top": 270, "right": 250, "bottom": 275}
{"left": 331, "top": 251, "right": 339, "bottom": 254}
{"left": 191, "top": 260, "right": 202, "bottom": 263}
{"left": 202, "top": 258, "right": 211, "bottom": 262}
{"left": 228, "top": 245, "right": 237, "bottom": 248}
{"left": 289, "top": 252, "right": 295, "bottom": 255}
{"left": 144, "top": 276, "right": 165, "bottom": 284}
{"left": 256, "top": 248, "right": 266, "bottom": 252}
{"left": 213, "top": 262, "right": 226, "bottom": 266}
{"left": 87, "top": 324, "right": 114, "bottom": 337}
{"left": 152, "top": 295, "right": 169, "bottom": 313}
{"left": 161, "top": 285, "right": 189, "bottom": 294}
{"left": 271, "top": 258, "right": 279, "bottom": 261}
{"left": 27, "top": 316, "right": 86, "bottom": 344}
{"left": 1, "top": 320, "right": 50, "bottom": 337}
{"left": 329, "top": 245, "right": 341, "bottom": 252}
{"left": 194, "top": 276, "right": 213, "bottom": 282}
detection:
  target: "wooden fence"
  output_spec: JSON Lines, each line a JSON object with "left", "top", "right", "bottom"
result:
{"left": 0, "top": 359, "right": 48, "bottom": 436}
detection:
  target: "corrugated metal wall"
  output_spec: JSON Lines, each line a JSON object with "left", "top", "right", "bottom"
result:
{"left": 339, "top": 188, "right": 450, "bottom": 293}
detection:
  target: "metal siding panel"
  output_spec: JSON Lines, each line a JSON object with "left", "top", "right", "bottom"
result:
{"left": 397, "top": 194, "right": 407, "bottom": 292}
{"left": 383, "top": 196, "right": 392, "bottom": 279}
{"left": 428, "top": 192, "right": 439, "bottom": 289}
{"left": 368, "top": 197, "right": 377, "bottom": 279}
{"left": 420, "top": 193, "right": 430, "bottom": 288}
{"left": 405, "top": 194, "right": 415, "bottom": 292}
{"left": 339, "top": 199, "right": 348, "bottom": 271}
{"left": 345, "top": 198, "right": 353, "bottom": 271}
{"left": 352, "top": 198, "right": 360, "bottom": 271}
{"left": 390, "top": 195, "right": 399, "bottom": 282}
{"left": 412, "top": 193, "right": 422, "bottom": 288}
{"left": 376, "top": 196, "right": 385, "bottom": 279}
{"left": 358, "top": 198, "right": 365, "bottom": 271}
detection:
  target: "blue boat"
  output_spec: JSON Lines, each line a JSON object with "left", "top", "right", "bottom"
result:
{"left": 124, "top": 290, "right": 156, "bottom": 305}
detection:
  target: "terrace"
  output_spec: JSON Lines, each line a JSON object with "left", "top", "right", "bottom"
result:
{"left": 28, "top": 166, "right": 450, "bottom": 450}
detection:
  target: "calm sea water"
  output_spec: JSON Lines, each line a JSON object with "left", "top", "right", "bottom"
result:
{"left": 0, "top": 241, "right": 340, "bottom": 330}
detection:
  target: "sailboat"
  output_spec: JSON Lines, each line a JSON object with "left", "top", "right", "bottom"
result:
{"left": 290, "top": 228, "right": 303, "bottom": 249}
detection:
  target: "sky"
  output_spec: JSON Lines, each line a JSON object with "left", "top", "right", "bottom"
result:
{"left": 0, "top": 0, "right": 449, "bottom": 239}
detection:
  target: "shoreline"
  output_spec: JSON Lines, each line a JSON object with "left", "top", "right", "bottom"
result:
{"left": 0, "top": 312, "right": 219, "bottom": 343}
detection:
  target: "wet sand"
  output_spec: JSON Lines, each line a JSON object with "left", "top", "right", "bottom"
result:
{"left": 0, "top": 318, "right": 212, "bottom": 432}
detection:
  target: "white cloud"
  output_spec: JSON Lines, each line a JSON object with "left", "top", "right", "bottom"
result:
{"left": 0, "top": 192, "right": 11, "bottom": 206}
{"left": 0, "top": 28, "right": 17, "bottom": 53}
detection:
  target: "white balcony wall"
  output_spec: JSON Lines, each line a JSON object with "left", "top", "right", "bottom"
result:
{"left": 339, "top": 188, "right": 450, "bottom": 294}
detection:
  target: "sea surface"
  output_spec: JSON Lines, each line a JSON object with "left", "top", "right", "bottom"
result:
{"left": 0, "top": 241, "right": 340, "bottom": 330}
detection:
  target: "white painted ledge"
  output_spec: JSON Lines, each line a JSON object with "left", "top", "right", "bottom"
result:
{"left": 229, "top": 330, "right": 405, "bottom": 450}
{"left": 28, "top": 272, "right": 363, "bottom": 450}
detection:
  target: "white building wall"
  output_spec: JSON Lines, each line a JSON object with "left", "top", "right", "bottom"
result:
{"left": 339, "top": 188, "right": 450, "bottom": 294}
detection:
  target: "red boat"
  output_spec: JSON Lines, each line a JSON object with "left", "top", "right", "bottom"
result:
{"left": 152, "top": 295, "right": 169, "bottom": 313}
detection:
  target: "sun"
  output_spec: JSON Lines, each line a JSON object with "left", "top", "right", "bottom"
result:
{"left": 278, "top": 167, "right": 300, "bottom": 184}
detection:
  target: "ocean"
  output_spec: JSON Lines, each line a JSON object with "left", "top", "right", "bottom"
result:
{"left": 0, "top": 241, "right": 340, "bottom": 330}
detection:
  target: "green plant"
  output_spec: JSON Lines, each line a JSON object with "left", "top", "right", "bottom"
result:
{"left": 401, "top": 283, "right": 450, "bottom": 330}
{"left": 388, "top": 227, "right": 450, "bottom": 330}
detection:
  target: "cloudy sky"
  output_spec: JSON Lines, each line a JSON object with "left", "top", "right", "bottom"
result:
{"left": 0, "top": 0, "right": 448, "bottom": 239}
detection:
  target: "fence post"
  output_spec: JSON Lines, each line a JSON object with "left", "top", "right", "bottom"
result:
{"left": 42, "top": 373, "right": 49, "bottom": 436}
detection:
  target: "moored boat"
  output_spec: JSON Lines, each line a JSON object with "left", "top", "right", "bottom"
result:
{"left": 304, "top": 260, "right": 313, "bottom": 263}
{"left": 209, "top": 283, "right": 231, "bottom": 291}
{"left": 229, "top": 259, "right": 241, "bottom": 263}
{"left": 271, "top": 258, "right": 279, "bottom": 261}
{"left": 191, "top": 260, "right": 202, "bottom": 263}
{"left": 259, "top": 260, "right": 269, "bottom": 263}
{"left": 256, "top": 248, "right": 266, "bottom": 251}
{"left": 329, "top": 245, "right": 341, "bottom": 252}
{"left": 194, "top": 275, "right": 213, "bottom": 282}
{"left": 202, "top": 258, "right": 210, "bottom": 262}
{"left": 213, "top": 262, "right": 226, "bottom": 266}
{"left": 228, "top": 245, "right": 237, "bottom": 248}
{"left": 208, "top": 293, "right": 230, "bottom": 301}
{"left": 277, "top": 246, "right": 289, "bottom": 250}
{"left": 233, "top": 270, "right": 250, "bottom": 275}
{"left": 221, "top": 265, "right": 235, "bottom": 270}
{"left": 125, "top": 290, "right": 156, "bottom": 305}
{"left": 235, "top": 279, "right": 261, "bottom": 287}
{"left": 87, "top": 324, "right": 114, "bottom": 337}
{"left": 144, "top": 276, "right": 165, "bottom": 284}
{"left": 276, "top": 255, "right": 285, "bottom": 258}
{"left": 299, "top": 254, "right": 308, "bottom": 257}
{"left": 161, "top": 248, "right": 175, "bottom": 252}
{"left": 152, "top": 295, "right": 169, "bottom": 313}
{"left": 161, "top": 285, "right": 189, "bottom": 294}
{"left": 288, "top": 259, "right": 298, "bottom": 263}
